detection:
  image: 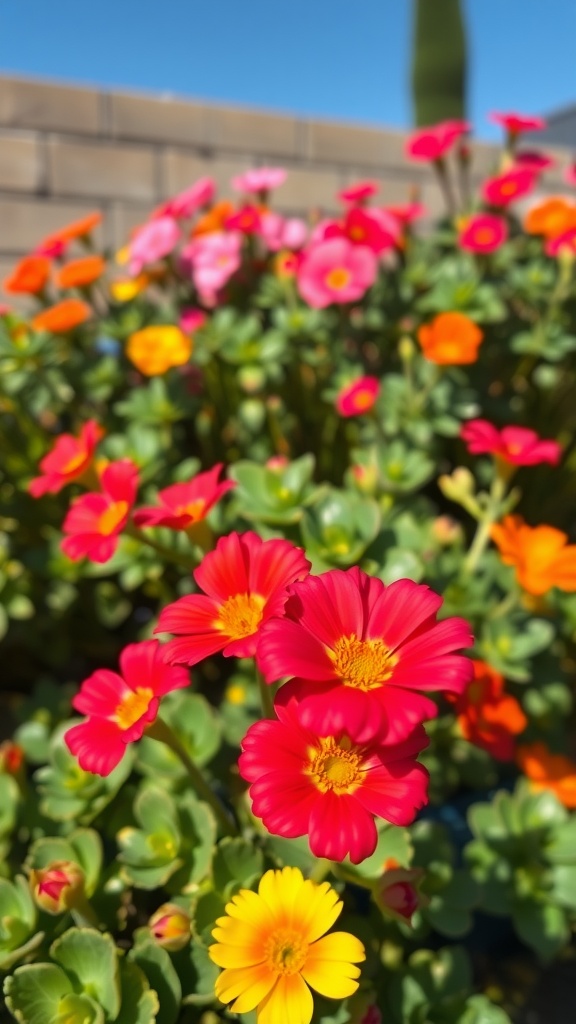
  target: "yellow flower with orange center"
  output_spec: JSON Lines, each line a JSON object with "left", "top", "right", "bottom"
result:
{"left": 517, "top": 743, "right": 576, "bottom": 808}
{"left": 209, "top": 867, "right": 365, "bottom": 1024}
{"left": 126, "top": 325, "right": 192, "bottom": 376}
{"left": 490, "top": 515, "right": 576, "bottom": 596}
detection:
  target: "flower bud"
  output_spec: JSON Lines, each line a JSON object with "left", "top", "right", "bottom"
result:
{"left": 373, "top": 866, "right": 427, "bottom": 924}
{"left": 149, "top": 903, "right": 191, "bottom": 951}
{"left": 438, "top": 466, "right": 475, "bottom": 504}
{"left": 265, "top": 455, "right": 289, "bottom": 473}
{"left": 350, "top": 463, "right": 379, "bottom": 496}
{"left": 431, "top": 515, "right": 463, "bottom": 546}
{"left": 238, "top": 365, "right": 266, "bottom": 394}
{"left": 0, "top": 741, "right": 24, "bottom": 775}
{"left": 398, "top": 335, "right": 416, "bottom": 363}
{"left": 360, "top": 1008, "right": 382, "bottom": 1024}
{"left": 30, "top": 861, "right": 85, "bottom": 915}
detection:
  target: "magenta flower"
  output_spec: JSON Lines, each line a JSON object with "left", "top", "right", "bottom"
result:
{"left": 489, "top": 112, "right": 546, "bottom": 137}
{"left": 459, "top": 213, "right": 508, "bottom": 253}
{"left": 133, "top": 464, "right": 235, "bottom": 531}
{"left": 64, "top": 640, "right": 189, "bottom": 775}
{"left": 338, "top": 180, "right": 379, "bottom": 204}
{"left": 179, "top": 307, "right": 207, "bottom": 334}
{"left": 336, "top": 377, "right": 380, "bottom": 417}
{"left": 297, "top": 238, "right": 377, "bottom": 309}
{"left": 461, "top": 419, "right": 561, "bottom": 466}
{"left": 406, "top": 119, "right": 470, "bottom": 161}
{"left": 482, "top": 167, "right": 536, "bottom": 207}
{"left": 129, "top": 217, "right": 181, "bottom": 275}
{"left": 231, "top": 167, "right": 287, "bottom": 194}
{"left": 515, "top": 150, "right": 555, "bottom": 172}
{"left": 154, "top": 177, "right": 216, "bottom": 220}
{"left": 546, "top": 228, "right": 576, "bottom": 258}
{"left": 61, "top": 459, "right": 139, "bottom": 564}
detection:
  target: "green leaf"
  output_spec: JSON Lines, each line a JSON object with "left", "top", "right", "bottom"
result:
{"left": 53, "top": 994, "right": 104, "bottom": 1024}
{"left": 50, "top": 928, "right": 121, "bottom": 1019}
{"left": 546, "top": 817, "right": 576, "bottom": 863}
{"left": 115, "top": 961, "right": 159, "bottom": 1024}
{"left": 182, "top": 940, "right": 220, "bottom": 1005}
{"left": 549, "top": 864, "right": 576, "bottom": 909}
{"left": 4, "top": 964, "right": 72, "bottom": 1024}
{"left": 129, "top": 941, "right": 181, "bottom": 1024}
{"left": 512, "top": 898, "right": 570, "bottom": 961}
{"left": 212, "top": 837, "right": 263, "bottom": 897}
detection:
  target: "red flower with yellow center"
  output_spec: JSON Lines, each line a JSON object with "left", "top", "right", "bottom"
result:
{"left": 239, "top": 690, "right": 428, "bottom": 863}
{"left": 133, "top": 464, "right": 234, "bottom": 531}
{"left": 29, "top": 419, "right": 104, "bottom": 497}
{"left": 156, "top": 531, "right": 311, "bottom": 665}
{"left": 61, "top": 458, "right": 139, "bottom": 564}
{"left": 64, "top": 640, "right": 189, "bottom": 776}
{"left": 257, "top": 567, "right": 473, "bottom": 744}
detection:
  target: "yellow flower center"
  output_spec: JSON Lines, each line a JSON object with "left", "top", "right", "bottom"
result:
{"left": 264, "top": 929, "right": 309, "bottom": 976}
{"left": 307, "top": 736, "right": 363, "bottom": 794}
{"left": 329, "top": 632, "right": 397, "bottom": 690}
{"left": 174, "top": 499, "right": 206, "bottom": 521}
{"left": 115, "top": 687, "right": 154, "bottom": 729}
{"left": 98, "top": 500, "right": 129, "bottom": 536}
{"left": 63, "top": 451, "right": 87, "bottom": 474}
{"left": 325, "top": 267, "right": 351, "bottom": 290}
{"left": 214, "top": 592, "right": 266, "bottom": 640}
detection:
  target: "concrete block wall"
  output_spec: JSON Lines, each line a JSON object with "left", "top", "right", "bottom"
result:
{"left": 0, "top": 73, "right": 572, "bottom": 295}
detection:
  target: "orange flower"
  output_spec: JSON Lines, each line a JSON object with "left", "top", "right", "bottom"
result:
{"left": 417, "top": 312, "right": 484, "bottom": 365}
{"left": 38, "top": 212, "right": 102, "bottom": 251}
{"left": 524, "top": 197, "right": 576, "bottom": 239}
{"left": 3, "top": 255, "right": 51, "bottom": 295}
{"left": 192, "top": 200, "right": 235, "bottom": 237}
{"left": 126, "top": 325, "right": 192, "bottom": 376}
{"left": 517, "top": 742, "right": 576, "bottom": 808}
{"left": 447, "top": 659, "right": 527, "bottom": 760}
{"left": 56, "top": 255, "right": 106, "bottom": 290}
{"left": 490, "top": 515, "right": 576, "bottom": 595}
{"left": 31, "top": 299, "right": 91, "bottom": 334}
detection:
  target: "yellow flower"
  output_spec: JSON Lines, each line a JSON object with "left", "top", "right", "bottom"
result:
{"left": 126, "top": 325, "right": 192, "bottom": 376}
{"left": 209, "top": 866, "right": 365, "bottom": 1024}
{"left": 110, "top": 274, "right": 150, "bottom": 303}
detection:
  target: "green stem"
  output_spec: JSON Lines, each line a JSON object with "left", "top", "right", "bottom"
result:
{"left": 257, "top": 669, "right": 275, "bottom": 720}
{"left": 70, "top": 893, "right": 100, "bottom": 928}
{"left": 309, "top": 859, "right": 333, "bottom": 884}
{"left": 147, "top": 717, "right": 237, "bottom": 836}
{"left": 462, "top": 473, "right": 507, "bottom": 576}
{"left": 124, "top": 524, "right": 197, "bottom": 572}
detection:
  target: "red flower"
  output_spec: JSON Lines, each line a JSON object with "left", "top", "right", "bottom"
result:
{"left": 460, "top": 419, "right": 562, "bottom": 466}
{"left": 224, "top": 205, "right": 261, "bottom": 234}
{"left": 481, "top": 168, "right": 536, "bottom": 207}
{"left": 257, "top": 568, "right": 473, "bottom": 744}
{"left": 447, "top": 659, "right": 527, "bottom": 761}
{"left": 335, "top": 377, "right": 380, "bottom": 417}
{"left": 515, "top": 150, "right": 554, "bottom": 172}
{"left": 156, "top": 531, "right": 311, "bottom": 665}
{"left": 64, "top": 640, "right": 189, "bottom": 775}
{"left": 406, "top": 120, "right": 470, "bottom": 162}
{"left": 239, "top": 689, "right": 428, "bottom": 863}
{"left": 546, "top": 228, "right": 576, "bottom": 258}
{"left": 459, "top": 213, "right": 508, "bottom": 253}
{"left": 489, "top": 112, "right": 546, "bottom": 137}
{"left": 338, "top": 181, "right": 379, "bottom": 204}
{"left": 133, "top": 464, "right": 235, "bottom": 531}
{"left": 61, "top": 459, "right": 139, "bottom": 563}
{"left": 29, "top": 420, "right": 104, "bottom": 497}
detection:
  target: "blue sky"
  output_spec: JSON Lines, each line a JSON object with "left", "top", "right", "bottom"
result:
{"left": 1, "top": 0, "right": 575, "bottom": 140}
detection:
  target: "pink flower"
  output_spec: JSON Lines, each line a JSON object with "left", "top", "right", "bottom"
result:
{"left": 565, "top": 162, "right": 576, "bottom": 187}
{"left": 259, "top": 212, "right": 307, "bottom": 252}
{"left": 29, "top": 420, "right": 103, "bottom": 497}
{"left": 184, "top": 231, "right": 243, "bottom": 295}
{"left": 482, "top": 167, "right": 536, "bottom": 207}
{"left": 257, "top": 567, "right": 474, "bottom": 744}
{"left": 338, "top": 180, "right": 379, "bottom": 204}
{"left": 341, "top": 208, "right": 400, "bottom": 254}
{"left": 460, "top": 419, "right": 561, "bottom": 466}
{"left": 459, "top": 213, "right": 508, "bottom": 253}
{"left": 64, "top": 640, "right": 189, "bottom": 775}
{"left": 154, "top": 177, "right": 216, "bottom": 220}
{"left": 515, "top": 150, "right": 555, "bottom": 172}
{"left": 133, "top": 464, "right": 235, "bottom": 530}
{"left": 156, "top": 531, "right": 311, "bottom": 666}
{"left": 489, "top": 112, "right": 546, "bottom": 136}
{"left": 406, "top": 119, "right": 470, "bottom": 161}
{"left": 336, "top": 377, "right": 380, "bottom": 417}
{"left": 61, "top": 459, "right": 139, "bottom": 564}
{"left": 129, "top": 217, "right": 180, "bottom": 275}
{"left": 546, "top": 228, "right": 576, "bottom": 258}
{"left": 239, "top": 690, "right": 428, "bottom": 864}
{"left": 224, "top": 205, "right": 262, "bottom": 235}
{"left": 297, "top": 238, "right": 377, "bottom": 308}
{"left": 231, "top": 167, "right": 287, "bottom": 194}
{"left": 179, "top": 307, "right": 207, "bottom": 334}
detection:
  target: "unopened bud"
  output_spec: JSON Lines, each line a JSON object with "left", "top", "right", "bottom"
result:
{"left": 350, "top": 463, "right": 379, "bottom": 496}
{"left": 373, "top": 866, "right": 427, "bottom": 924}
{"left": 438, "top": 467, "right": 475, "bottom": 504}
{"left": 239, "top": 398, "right": 266, "bottom": 432}
{"left": 238, "top": 365, "right": 266, "bottom": 394}
{"left": 431, "top": 515, "right": 463, "bottom": 546}
{"left": 398, "top": 336, "right": 416, "bottom": 363}
{"left": 149, "top": 903, "right": 191, "bottom": 951}
{"left": 266, "top": 455, "right": 290, "bottom": 472}
{"left": 30, "top": 861, "right": 85, "bottom": 915}
{"left": 0, "top": 741, "right": 24, "bottom": 775}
